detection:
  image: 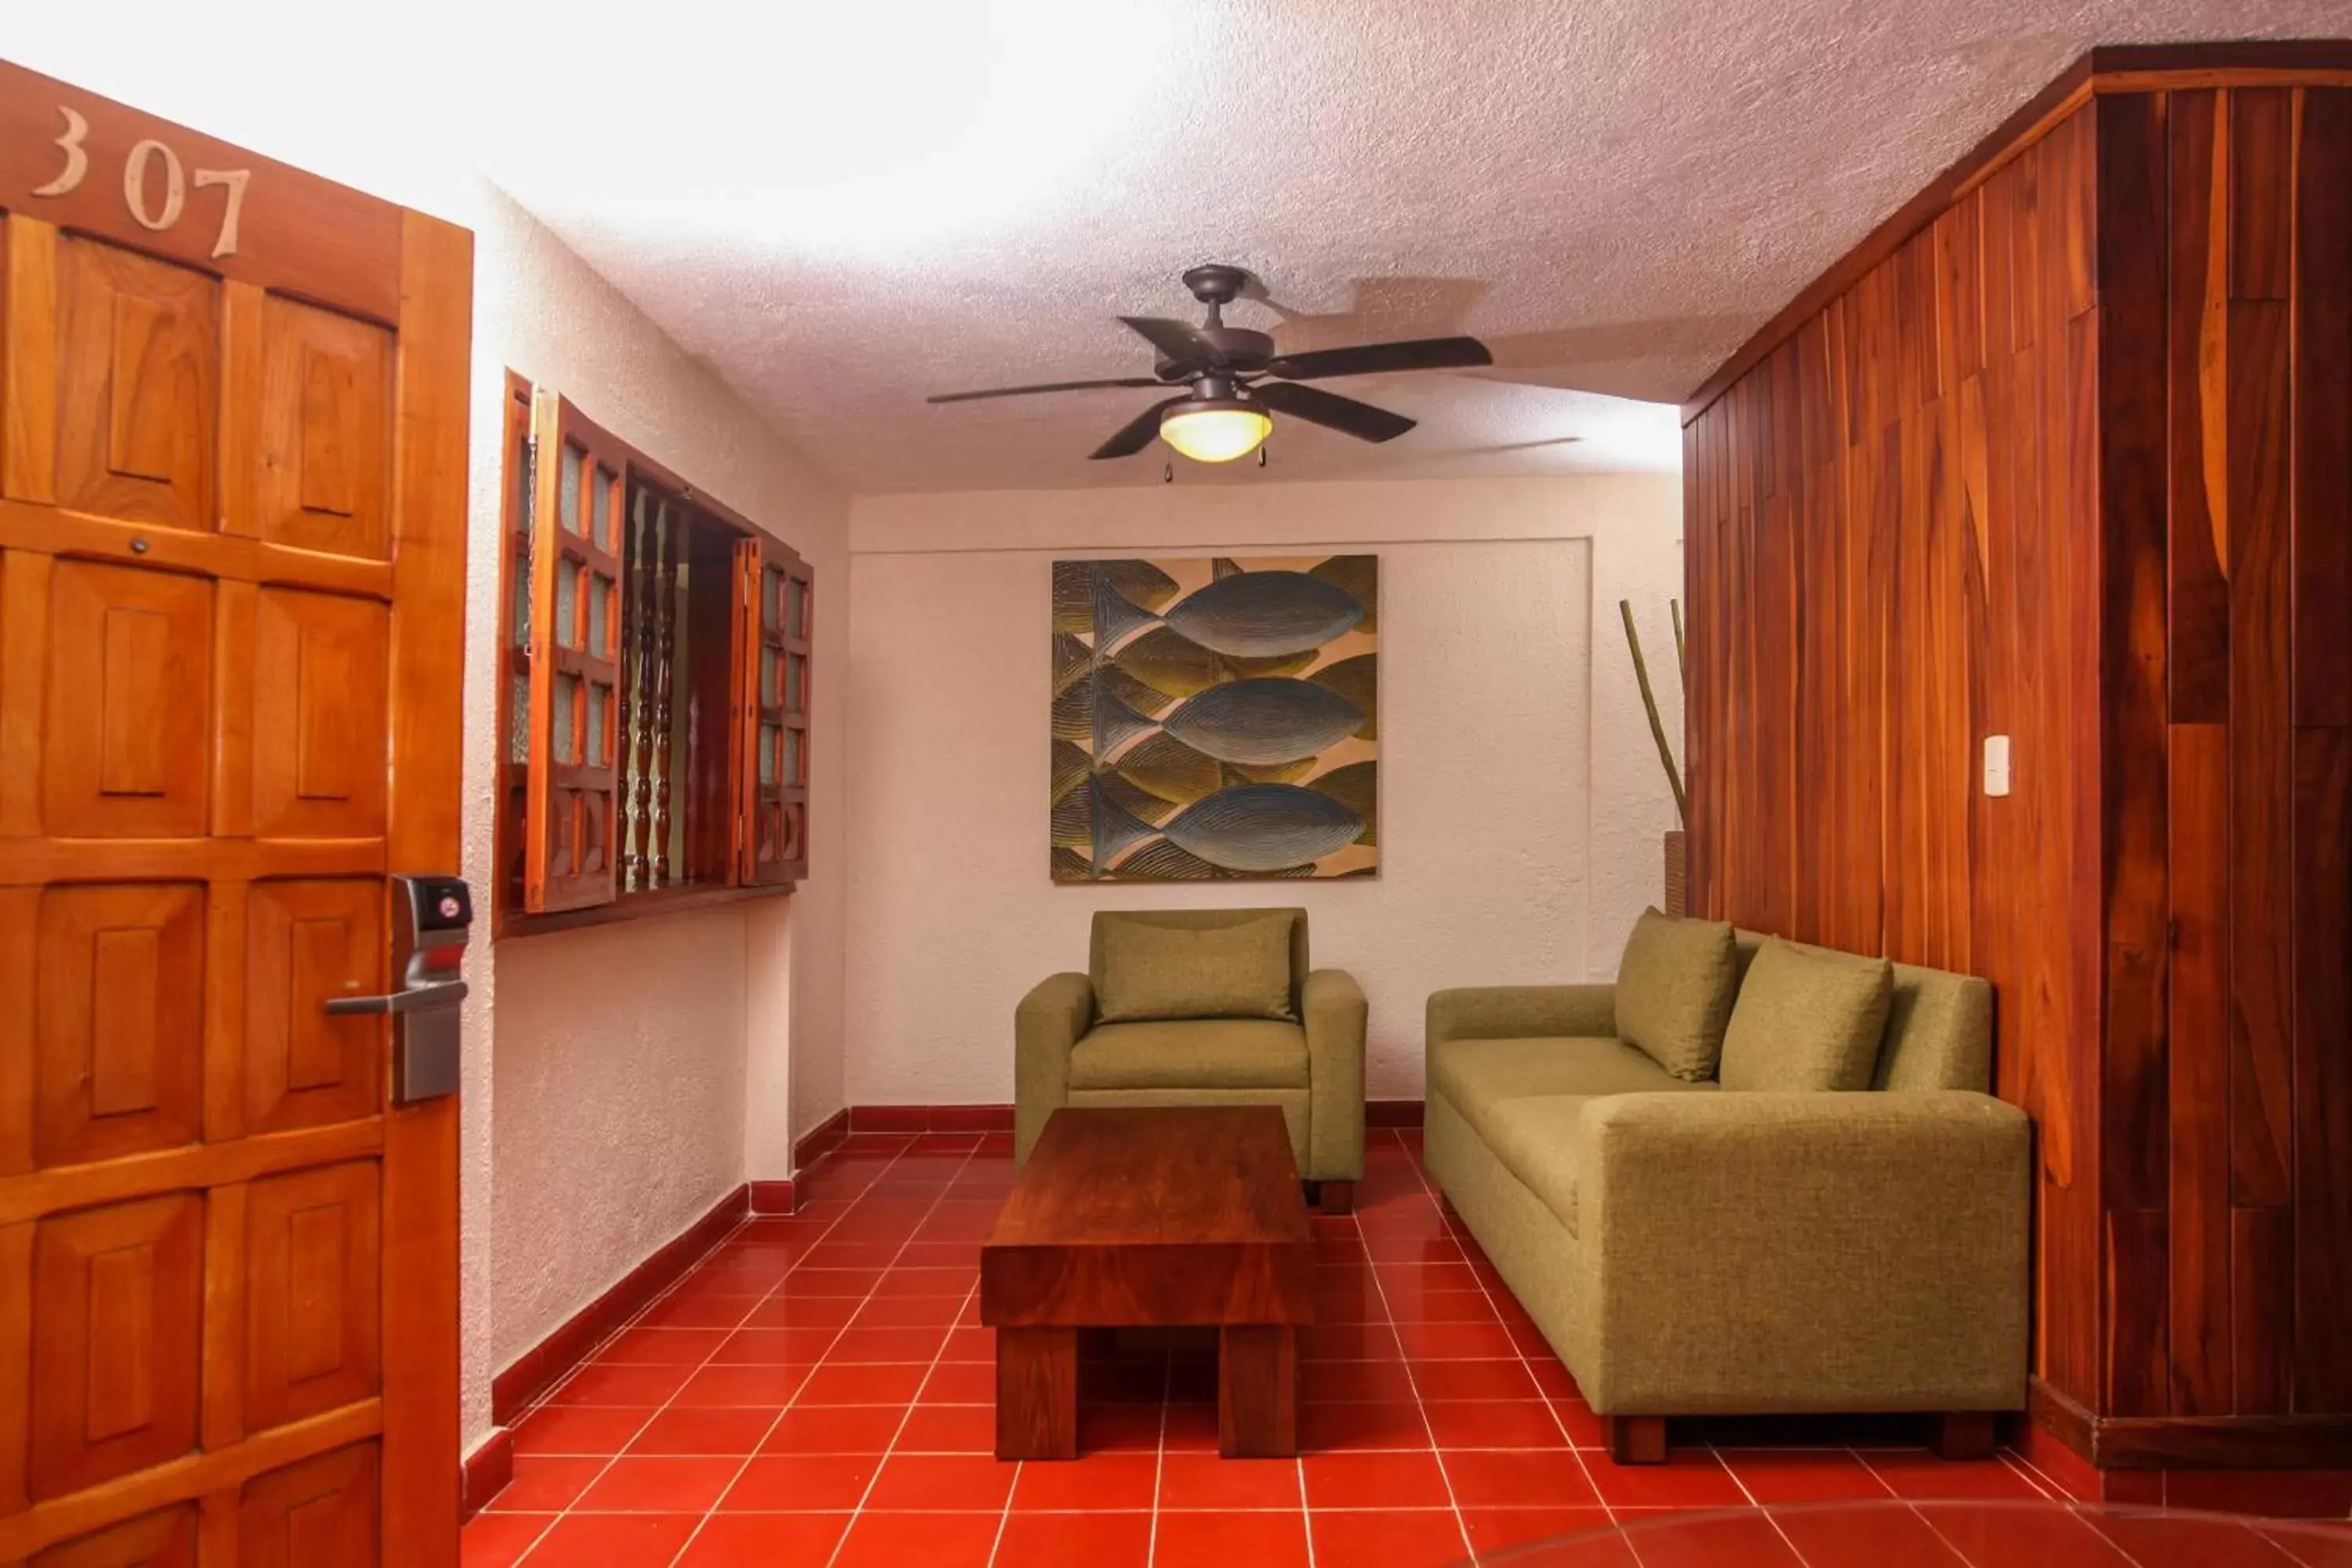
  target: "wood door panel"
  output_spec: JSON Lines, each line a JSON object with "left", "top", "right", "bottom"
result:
{"left": 257, "top": 298, "right": 390, "bottom": 560}
{"left": 54, "top": 237, "right": 218, "bottom": 533}
{"left": 237, "top": 1442, "right": 377, "bottom": 1568}
{"left": 249, "top": 590, "right": 388, "bottom": 839}
{"left": 33, "top": 883, "right": 205, "bottom": 1169}
{"left": 27, "top": 1194, "right": 202, "bottom": 1501}
{"left": 242, "top": 881, "right": 382, "bottom": 1135}
{"left": 30, "top": 1504, "right": 196, "bottom": 1567}
{"left": 42, "top": 560, "right": 212, "bottom": 838}
{"left": 243, "top": 1162, "right": 379, "bottom": 1433}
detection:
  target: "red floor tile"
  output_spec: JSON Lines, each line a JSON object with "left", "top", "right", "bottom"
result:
{"left": 1719, "top": 1447, "right": 1896, "bottom": 1503}
{"left": 572, "top": 1456, "right": 740, "bottom": 1514}
{"left": 1309, "top": 1508, "right": 1472, "bottom": 1566}
{"left": 484, "top": 1456, "right": 601, "bottom": 1514}
{"left": 897, "top": 1403, "right": 996, "bottom": 1453}
{"left": 831, "top": 1510, "right": 1002, "bottom": 1568}
{"left": 597, "top": 1327, "right": 728, "bottom": 1363}
{"left": 1407, "top": 1358, "right": 1541, "bottom": 1402}
{"left": 671, "top": 1364, "right": 808, "bottom": 1407}
{"left": 1301, "top": 1398, "right": 1431, "bottom": 1452}
{"left": 771, "top": 1268, "right": 880, "bottom": 1298}
{"left": 1424, "top": 1399, "right": 1569, "bottom": 1449}
{"left": 510, "top": 1405, "right": 652, "bottom": 1457}
{"left": 1386, "top": 1287, "right": 1504, "bottom": 1324}
{"left": 1441, "top": 1447, "right": 1601, "bottom": 1508}
{"left": 993, "top": 1510, "right": 1153, "bottom": 1566}
{"left": 1303, "top": 1358, "right": 1420, "bottom": 1403}
{"left": 1768, "top": 1502, "right": 1968, "bottom": 1568}
{"left": 1460, "top": 1506, "right": 1617, "bottom": 1559}
{"left": 710, "top": 1325, "right": 837, "bottom": 1362}
{"left": 851, "top": 1294, "right": 967, "bottom": 1327}
{"left": 459, "top": 1512, "right": 550, "bottom": 1568}
{"left": 1614, "top": 1509, "right": 1803, "bottom": 1567}
{"left": 1395, "top": 1319, "right": 1521, "bottom": 1359}
{"left": 2086, "top": 1513, "right": 2311, "bottom": 1568}
{"left": 1011, "top": 1450, "right": 1159, "bottom": 1510}
{"left": 919, "top": 1361, "right": 999, "bottom": 1404}
{"left": 717, "top": 1454, "right": 879, "bottom": 1511}
{"left": 795, "top": 1363, "right": 927, "bottom": 1405}
{"left": 2165, "top": 1469, "right": 2352, "bottom": 1519}
{"left": 624, "top": 1406, "right": 778, "bottom": 1457}
{"left": 1152, "top": 1509, "right": 1311, "bottom": 1568}
{"left": 1911, "top": 1501, "right": 2136, "bottom": 1567}
{"left": 1864, "top": 1450, "right": 2049, "bottom": 1500}
{"left": 517, "top": 1513, "right": 700, "bottom": 1566}
{"left": 546, "top": 1362, "right": 694, "bottom": 1407}
{"left": 762, "top": 1404, "right": 906, "bottom": 1454}
{"left": 1303, "top": 1448, "right": 1453, "bottom": 1509}
{"left": 1078, "top": 1403, "right": 1167, "bottom": 1453}
{"left": 1157, "top": 1452, "right": 1304, "bottom": 1510}
{"left": 865, "top": 1451, "right": 1018, "bottom": 1511}
{"left": 672, "top": 1513, "right": 849, "bottom": 1568}
{"left": 1582, "top": 1449, "right": 1749, "bottom": 1510}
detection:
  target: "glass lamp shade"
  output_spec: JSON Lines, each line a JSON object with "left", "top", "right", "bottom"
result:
{"left": 1159, "top": 399, "right": 1274, "bottom": 463}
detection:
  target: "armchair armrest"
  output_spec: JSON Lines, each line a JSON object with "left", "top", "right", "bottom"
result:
{"left": 1014, "top": 972, "right": 1094, "bottom": 1164}
{"left": 1302, "top": 969, "right": 1367, "bottom": 1181}
{"left": 1427, "top": 984, "right": 1617, "bottom": 1046}
{"left": 1573, "top": 1091, "right": 2030, "bottom": 1414}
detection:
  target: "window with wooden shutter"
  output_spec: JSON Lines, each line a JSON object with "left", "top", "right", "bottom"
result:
{"left": 736, "top": 535, "right": 812, "bottom": 886}
{"left": 494, "top": 376, "right": 814, "bottom": 934}
{"left": 524, "top": 392, "right": 626, "bottom": 913}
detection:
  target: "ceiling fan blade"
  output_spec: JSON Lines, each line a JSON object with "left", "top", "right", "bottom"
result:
{"left": 1089, "top": 397, "right": 1187, "bottom": 459}
{"left": 1118, "top": 314, "right": 1222, "bottom": 365}
{"left": 927, "top": 376, "right": 1167, "bottom": 404}
{"left": 1252, "top": 381, "right": 1417, "bottom": 443}
{"left": 1264, "top": 336, "right": 1494, "bottom": 380}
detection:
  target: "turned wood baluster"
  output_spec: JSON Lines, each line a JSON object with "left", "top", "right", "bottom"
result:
{"left": 620, "top": 490, "right": 649, "bottom": 891}
{"left": 628, "top": 497, "right": 660, "bottom": 890}
{"left": 648, "top": 502, "right": 677, "bottom": 886}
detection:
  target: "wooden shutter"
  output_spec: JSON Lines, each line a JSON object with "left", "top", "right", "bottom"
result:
{"left": 524, "top": 392, "right": 626, "bottom": 911}
{"left": 735, "top": 534, "right": 811, "bottom": 886}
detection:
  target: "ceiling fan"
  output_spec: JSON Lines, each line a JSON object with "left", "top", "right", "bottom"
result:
{"left": 926, "top": 264, "right": 1494, "bottom": 464}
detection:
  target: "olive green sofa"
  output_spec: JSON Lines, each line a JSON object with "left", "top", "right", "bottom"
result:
{"left": 1425, "top": 927, "right": 2029, "bottom": 1459}
{"left": 1014, "top": 909, "right": 1367, "bottom": 1205}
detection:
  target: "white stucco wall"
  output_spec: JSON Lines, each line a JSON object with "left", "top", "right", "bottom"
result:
{"left": 458, "top": 191, "right": 850, "bottom": 1456}
{"left": 840, "top": 474, "right": 1682, "bottom": 1107}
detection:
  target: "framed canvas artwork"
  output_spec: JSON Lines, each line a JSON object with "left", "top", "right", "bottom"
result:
{"left": 1051, "top": 554, "right": 1377, "bottom": 881}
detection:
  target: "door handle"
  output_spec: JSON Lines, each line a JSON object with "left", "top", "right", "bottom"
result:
{"left": 325, "top": 978, "right": 468, "bottom": 1017}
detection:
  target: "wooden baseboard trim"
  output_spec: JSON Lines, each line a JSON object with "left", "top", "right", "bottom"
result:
{"left": 460, "top": 1428, "right": 513, "bottom": 1523}
{"left": 489, "top": 1184, "right": 749, "bottom": 1424}
{"left": 749, "top": 1179, "right": 797, "bottom": 1215}
{"left": 1367, "top": 1100, "right": 1424, "bottom": 1128}
{"left": 792, "top": 1109, "right": 849, "bottom": 1170}
{"left": 2031, "top": 1374, "right": 2352, "bottom": 1471}
{"left": 848, "top": 1104, "right": 1015, "bottom": 1134}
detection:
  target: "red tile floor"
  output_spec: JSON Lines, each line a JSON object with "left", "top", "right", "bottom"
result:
{"left": 462, "top": 1129, "right": 2266, "bottom": 1568}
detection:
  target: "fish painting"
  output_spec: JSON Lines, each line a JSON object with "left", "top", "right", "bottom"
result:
{"left": 1051, "top": 554, "right": 1378, "bottom": 882}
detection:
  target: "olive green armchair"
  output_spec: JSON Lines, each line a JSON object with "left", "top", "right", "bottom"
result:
{"left": 1014, "top": 908, "right": 1367, "bottom": 1210}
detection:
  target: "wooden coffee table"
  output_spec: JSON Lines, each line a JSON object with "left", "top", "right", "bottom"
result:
{"left": 981, "top": 1105, "right": 1315, "bottom": 1461}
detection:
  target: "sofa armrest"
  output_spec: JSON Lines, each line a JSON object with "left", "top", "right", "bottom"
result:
{"left": 1014, "top": 972, "right": 1094, "bottom": 1164}
{"left": 1302, "top": 969, "right": 1367, "bottom": 1182}
{"left": 1426, "top": 984, "right": 1616, "bottom": 1046}
{"left": 1573, "top": 1091, "right": 2030, "bottom": 1415}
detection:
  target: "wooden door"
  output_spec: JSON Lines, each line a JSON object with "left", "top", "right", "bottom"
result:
{"left": 0, "top": 60, "right": 470, "bottom": 1566}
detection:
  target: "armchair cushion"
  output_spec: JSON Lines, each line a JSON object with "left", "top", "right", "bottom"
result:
{"left": 1069, "top": 1018, "right": 1310, "bottom": 1091}
{"left": 1613, "top": 909, "right": 1739, "bottom": 1082}
{"left": 1719, "top": 940, "right": 1893, "bottom": 1092}
{"left": 1094, "top": 909, "right": 1298, "bottom": 1022}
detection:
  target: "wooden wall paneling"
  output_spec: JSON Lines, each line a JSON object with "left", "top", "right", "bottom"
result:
{"left": 2169, "top": 92, "right": 2231, "bottom": 723}
{"left": 2223, "top": 89, "right": 2296, "bottom": 1420}
{"left": 2169, "top": 721, "right": 2234, "bottom": 1414}
{"left": 2294, "top": 89, "right": 2352, "bottom": 728}
{"left": 2092, "top": 89, "right": 2172, "bottom": 1417}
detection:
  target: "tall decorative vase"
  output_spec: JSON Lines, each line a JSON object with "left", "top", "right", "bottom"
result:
{"left": 1663, "top": 829, "right": 1688, "bottom": 917}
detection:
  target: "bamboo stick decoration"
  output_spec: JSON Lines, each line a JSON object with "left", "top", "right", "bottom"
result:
{"left": 1670, "top": 597, "right": 1686, "bottom": 680}
{"left": 1621, "top": 598, "right": 1687, "bottom": 826}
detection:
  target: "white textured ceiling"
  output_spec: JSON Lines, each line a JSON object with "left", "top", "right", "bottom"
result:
{"left": 13, "top": 2, "right": 2347, "bottom": 492}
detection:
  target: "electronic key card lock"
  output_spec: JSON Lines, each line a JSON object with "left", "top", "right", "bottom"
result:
{"left": 325, "top": 875, "right": 471, "bottom": 1105}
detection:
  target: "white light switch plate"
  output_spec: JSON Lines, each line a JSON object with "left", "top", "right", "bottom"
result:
{"left": 1984, "top": 735, "right": 2011, "bottom": 797}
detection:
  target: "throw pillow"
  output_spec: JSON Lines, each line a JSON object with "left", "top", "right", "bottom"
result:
{"left": 1094, "top": 912, "right": 1297, "bottom": 1023}
{"left": 1718, "top": 938, "right": 1894, "bottom": 1091}
{"left": 1613, "top": 907, "right": 1739, "bottom": 1082}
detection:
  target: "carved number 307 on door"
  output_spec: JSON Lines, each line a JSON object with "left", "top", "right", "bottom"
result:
{"left": 29, "top": 105, "right": 252, "bottom": 260}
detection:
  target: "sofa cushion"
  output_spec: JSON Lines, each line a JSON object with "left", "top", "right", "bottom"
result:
{"left": 1476, "top": 1094, "right": 1596, "bottom": 1237}
{"left": 1094, "top": 910, "right": 1298, "bottom": 1023}
{"left": 1069, "top": 1018, "right": 1311, "bottom": 1091}
{"left": 1718, "top": 939, "right": 1894, "bottom": 1091}
{"left": 1613, "top": 909, "right": 1740, "bottom": 1082}
{"left": 1428, "top": 1035, "right": 1711, "bottom": 1125}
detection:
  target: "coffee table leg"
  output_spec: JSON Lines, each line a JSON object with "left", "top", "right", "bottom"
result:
{"left": 1218, "top": 1324, "right": 1298, "bottom": 1457}
{"left": 996, "top": 1327, "right": 1078, "bottom": 1460}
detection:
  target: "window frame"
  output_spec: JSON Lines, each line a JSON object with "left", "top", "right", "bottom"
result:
{"left": 492, "top": 374, "right": 813, "bottom": 939}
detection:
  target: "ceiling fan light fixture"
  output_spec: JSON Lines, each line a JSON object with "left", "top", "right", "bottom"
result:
{"left": 1158, "top": 397, "right": 1272, "bottom": 463}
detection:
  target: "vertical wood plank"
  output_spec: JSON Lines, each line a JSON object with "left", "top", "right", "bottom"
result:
{"left": 1, "top": 217, "right": 57, "bottom": 506}
{"left": 2106, "top": 1207, "right": 2170, "bottom": 1415}
{"left": 2231, "top": 1206, "right": 2293, "bottom": 1411}
{"left": 2292, "top": 89, "right": 2352, "bottom": 726}
{"left": 216, "top": 281, "right": 265, "bottom": 539}
{"left": 0, "top": 890, "right": 32, "bottom": 1180}
{"left": 2229, "top": 89, "right": 2294, "bottom": 301}
{"left": 2169, "top": 90, "right": 2231, "bottom": 724}
{"left": 2289, "top": 727, "right": 2352, "bottom": 1412}
{"left": 0, "top": 551, "right": 49, "bottom": 839}
{"left": 2168, "top": 722, "right": 2234, "bottom": 1414}
{"left": 0, "top": 1222, "right": 28, "bottom": 1517}
{"left": 201, "top": 1182, "right": 248, "bottom": 1451}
